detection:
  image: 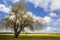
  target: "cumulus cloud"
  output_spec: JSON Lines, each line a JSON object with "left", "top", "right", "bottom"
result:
{"left": 53, "top": 18, "right": 60, "bottom": 26}
{"left": 3, "top": 0, "right": 20, "bottom": 3}
{"left": 50, "top": 0, "right": 60, "bottom": 11}
{"left": 25, "top": 0, "right": 60, "bottom": 28}
{"left": 0, "top": 4, "right": 11, "bottom": 13}
{"left": 26, "top": 11, "right": 45, "bottom": 23}
{"left": 46, "top": 18, "right": 60, "bottom": 27}
{"left": 25, "top": 0, "right": 51, "bottom": 11}
{"left": 46, "top": 27, "right": 52, "bottom": 31}
{"left": 25, "top": 0, "right": 60, "bottom": 11}
{"left": 10, "top": 0, "right": 20, "bottom": 3}
{"left": 43, "top": 16, "right": 52, "bottom": 23}
{"left": 0, "top": 27, "right": 12, "bottom": 32}
{"left": 27, "top": 11, "right": 33, "bottom": 16}
{"left": 1, "top": 29, "right": 12, "bottom": 32}
{"left": 49, "top": 12, "right": 58, "bottom": 17}
{"left": 24, "top": 26, "right": 60, "bottom": 33}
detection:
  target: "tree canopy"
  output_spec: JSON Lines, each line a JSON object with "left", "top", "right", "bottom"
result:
{"left": 0, "top": 2, "right": 46, "bottom": 38}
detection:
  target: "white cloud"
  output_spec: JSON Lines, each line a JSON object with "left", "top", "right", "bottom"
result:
{"left": 0, "top": 4, "right": 11, "bottom": 13}
{"left": 25, "top": 0, "right": 60, "bottom": 11}
{"left": 25, "top": 0, "right": 51, "bottom": 11}
{"left": 10, "top": 0, "right": 20, "bottom": 3}
{"left": 46, "top": 27, "right": 52, "bottom": 31}
{"left": 1, "top": 29, "right": 12, "bottom": 32}
{"left": 27, "top": 11, "right": 33, "bottom": 16}
{"left": 3, "top": 0, "right": 20, "bottom": 4}
{"left": 26, "top": 11, "right": 47, "bottom": 24}
{"left": 43, "top": 16, "right": 52, "bottom": 23}
{"left": 24, "top": 26, "right": 60, "bottom": 33}
{"left": 26, "top": 11, "right": 44, "bottom": 23}
{"left": 54, "top": 18, "right": 60, "bottom": 26}
{"left": 49, "top": 12, "right": 58, "bottom": 17}
{"left": 50, "top": 0, "right": 60, "bottom": 11}
{"left": 33, "top": 15, "right": 41, "bottom": 21}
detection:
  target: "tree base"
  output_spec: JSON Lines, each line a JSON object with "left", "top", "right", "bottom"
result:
{"left": 14, "top": 36, "right": 18, "bottom": 38}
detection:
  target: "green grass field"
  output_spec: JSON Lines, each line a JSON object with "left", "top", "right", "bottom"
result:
{"left": 0, "top": 34, "right": 60, "bottom": 40}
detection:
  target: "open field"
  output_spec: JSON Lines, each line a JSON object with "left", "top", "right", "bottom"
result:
{"left": 0, "top": 34, "right": 60, "bottom": 40}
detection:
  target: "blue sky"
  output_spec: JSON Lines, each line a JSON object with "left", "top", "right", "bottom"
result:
{"left": 0, "top": 0, "right": 60, "bottom": 33}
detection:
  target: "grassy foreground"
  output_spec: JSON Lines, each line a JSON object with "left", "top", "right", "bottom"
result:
{"left": 0, "top": 34, "right": 60, "bottom": 40}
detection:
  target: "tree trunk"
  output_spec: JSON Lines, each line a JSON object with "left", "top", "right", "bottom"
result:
{"left": 14, "top": 32, "right": 18, "bottom": 38}
{"left": 14, "top": 23, "right": 23, "bottom": 38}
{"left": 14, "top": 28, "right": 18, "bottom": 38}
{"left": 14, "top": 28, "right": 22, "bottom": 38}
